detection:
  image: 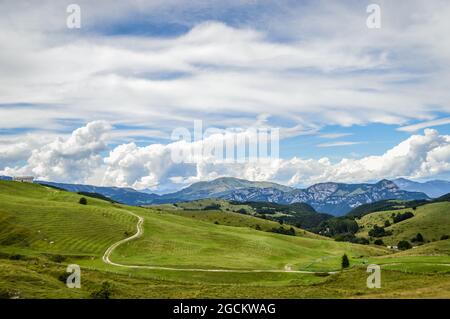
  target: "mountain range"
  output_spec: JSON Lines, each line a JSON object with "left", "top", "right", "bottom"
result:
{"left": 393, "top": 178, "right": 450, "bottom": 198}
{"left": 33, "top": 177, "right": 436, "bottom": 216}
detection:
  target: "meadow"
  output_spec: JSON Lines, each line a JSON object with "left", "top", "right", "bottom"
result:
{"left": 0, "top": 181, "right": 449, "bottom": 299}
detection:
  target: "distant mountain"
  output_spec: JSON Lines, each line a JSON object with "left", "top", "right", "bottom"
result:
{"left": 0, "top": 176, "right": 12, "bottom": 181}
{"left": 159, "top": 177, "right": 293, "bottom": 202}
{"left": 393, "top": 178, "right": 450, "bottom": 198}
{"left": 37, "top": 181, "right": 160, "bottom": 206}
{"left": 215, "top": 179, "right": 429, "bottom": 215}
{"left": 35, "top": 177, "right": 430, "bottom": 216}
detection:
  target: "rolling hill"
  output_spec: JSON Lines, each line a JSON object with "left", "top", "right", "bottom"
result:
{"left": 0, "top": 180, "right": 383, "bottom": 272}
{"left": 356, "top": 201, "right": 450, "bottom": 246}
{"left": 0, "top": 180, "right": 449, "bottom": 298}
{"left": 37, "top": 177, "right": 430, "bottom": 216}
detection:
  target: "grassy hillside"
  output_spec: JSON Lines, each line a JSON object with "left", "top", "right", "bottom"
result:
{"left": 162, "top": 208, "right": 324, "bottom": 240}
{"left": 1, "top": 180, "right": 449, "bottom": 299}
{"left": 0, "top": 181, "right": 136, "bottom": 257}
{"left": 356, "top": 201, "right": 450, "bottom": 245}
{"left": 112, "top": 208, "right": 384, "bottom": 271}
{"left": 154, "top": 199, "right": 332, "bottom": 231}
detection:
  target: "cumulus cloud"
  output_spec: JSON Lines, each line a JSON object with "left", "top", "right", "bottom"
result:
{"left": 1, "top": 121, "right": 112, "bottom": 182}
{"left": 102, "top": 127, "right": 450, "bottom": 190}
{"left": 1, "top": 122, "right": 449, "bottom": 189}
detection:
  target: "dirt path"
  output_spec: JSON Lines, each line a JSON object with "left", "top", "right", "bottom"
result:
{"left": 102, "top": 210, "right": 339, "bottom": 274}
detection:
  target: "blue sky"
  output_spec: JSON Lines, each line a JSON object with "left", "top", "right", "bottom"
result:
{"left": 0, "top": 0, "right": 450, "bottom": 190}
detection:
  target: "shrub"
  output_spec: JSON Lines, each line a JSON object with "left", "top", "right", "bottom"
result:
{"left": 9, "top": 254, "right": 24, "bottom": 260}
{"left": 79, "top": 197, "right": 87, "bottom": 205}
{"left": 203, "top": 203, "right": 221, "bottom": 210}
{"left": 368, "top": 225, "right": 391, "bottom": 238}
{"left": 393, "top": 212, "right": 414, "bottom": 223}
{"left": 398, "top": 240, "right": 412, "bottom": 250}
{"left": 237, "top": 208, "right": 247, "bottom": 214}
{"left": 49, "top": 254, "right": 66, "bottom": 263}
{"left": 341, "top": 254, "right": 350, "bottom": 269}
{"left": 440, "top": 235, "right": 449, "bottom": 240}
{"left": 58, "top": 272, "right": 70, "bottom": 284}
{"left": 90, "top": 282, "right": 113, "bottom": 299}
{"left": 411, "top": 233, "right": 424, "bottom": 243}
{"left": 384, "top": 220, "right": 391, "bottom": 227}
{"left": 270, "top": 227, "right": 295, "bottom": 236}
{"left": 374, "top": 239, "right": 385, "bottom": 246}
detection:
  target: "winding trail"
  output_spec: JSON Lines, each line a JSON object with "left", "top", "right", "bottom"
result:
{"left": 102, "top": 210, "right": 339, "bottom": 274}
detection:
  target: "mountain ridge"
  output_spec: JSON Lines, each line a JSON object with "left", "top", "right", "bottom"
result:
{"left": 30, "top": 176, "right": 433, "bottom": 216}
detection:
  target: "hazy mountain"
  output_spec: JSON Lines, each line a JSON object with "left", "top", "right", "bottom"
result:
{"left": 160, "top": 177, "right": 293, "bottom": 203}
{"left": 37, "top": 181, "right": 160, "bottom": 206}
{"left": 393, "top": 178, "right": 450, "bottom": 198}
{"left": 217, "top": 179, "right": 429, "bottom": 215}
{"left": 25, "top": 177, "right": 430, "bottom": 215}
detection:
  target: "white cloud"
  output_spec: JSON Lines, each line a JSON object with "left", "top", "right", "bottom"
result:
{"left": 1, "top": 1, "right": 450, "bottom": 134}
{"left": 317, "top": 141, "right": 362, "bottom": 148}
{"left": 1, "top": 123, "right": 449, "bottom": 189}
{"left": 397, "top": 117, "right": 450, "bottom": 132}
{"left": 318, "top": 133, "right": 353, "bottom": 139}
{"left": 1, "top": 121, "right": 112, "bottom": 182}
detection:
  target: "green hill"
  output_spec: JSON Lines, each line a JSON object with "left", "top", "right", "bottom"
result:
{"left": 356, "top": 201, "right": 450, "bottom": 246}
{"left": 1, "top": 180, "right": 450, "bottom": 299}
{"left": 156, "top": 199, "right": 333, "bottom": 231}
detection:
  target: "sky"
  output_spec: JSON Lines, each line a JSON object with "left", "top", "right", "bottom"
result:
{"left": 0, "top": 0, "right": 450, "bottom": 192}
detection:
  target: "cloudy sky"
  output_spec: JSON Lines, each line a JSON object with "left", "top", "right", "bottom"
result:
{"left": 1, "top": 0, "right": 450, "bottom": 192}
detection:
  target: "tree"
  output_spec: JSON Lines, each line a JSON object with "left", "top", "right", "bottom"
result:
{"left": 412, "top": 233, "right": 424, "bottom": 242}
{"left": 341, "top": 254, "right": 350, "bottom": 269}
{"left": 79, "top": 197, "right": 87, "bottom": 205}
{"left": 441, "top": 235, "right": 449, "bottom": 240}
{"left": 237, "top": 208, "right": 247, "bottom": 214}
{"left": 374, "top": 239, "right": 384, "bottom": 246}
{"left": 90, "top": 282, "right": 113, "bottom": 299}
{"left": 398, "top": 240, "right": 412, "bottom": 250}
{"left": 384, "top": 220, "right": 391, "bottom": 227}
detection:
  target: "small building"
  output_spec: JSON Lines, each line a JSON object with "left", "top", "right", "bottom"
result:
{"left": 12, "top": 176, "right": 34, "bottom": 183}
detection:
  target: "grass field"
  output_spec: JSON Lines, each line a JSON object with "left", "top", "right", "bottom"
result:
{"left": 356, "top": 202, "right": 450, "bottom": 245}
{"left": 0, "top": 180, "right": 449, "bottom": 299}
{"left": 163, "top": 208, "right": 323, "bottom": 239}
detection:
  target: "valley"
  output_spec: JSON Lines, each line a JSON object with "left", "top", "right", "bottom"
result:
{"left": 0, "top": 179, "right": 449, "bottom": 299}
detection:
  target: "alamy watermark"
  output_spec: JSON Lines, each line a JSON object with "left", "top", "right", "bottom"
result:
{"left": 366, "top": 264, "right": 381, "bottom": 288}
{"left": 366, "top": 4, "right": 381, "bottom": 29}
{"left": 170, "top": 120, "right": 280, "bottom": 164}
{"left": 66, "top": 264, "right": 81, "bottom": 288}
{"left": 67, "top": 4, "right": 81, "bottom": 29}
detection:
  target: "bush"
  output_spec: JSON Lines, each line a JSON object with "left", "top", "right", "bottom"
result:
{"left": 411, "top": 233, "right": 424, "bottom": 243}
{"left": 393, "top": 212, "right": 414, "bottom": 223}
{"left": 270, "top": 227, "right": 295, "bottom": 236}
{"left": 374, "top": 239, "right": 385, "bottom": 246}
{"left": 203, "top": 203, "right": 221, "bottom": 210}
{"left": 341, "top": 254, "right": 350, "bottom": 269}
{"left": 90, "top": 282, "right": 113, "bottom": 299}
{"left": 441, "top": 235, "right": 450, "bottom": 240}
{"left": 398, "top": 240, "right": 412, "bottom": 250}
{"left": 237, "top": 208, "right": 247, "bottom": 214}
{"left": 9, "top": 254, "right": 24, "bottom": 260}
{"left": 49, "top": 254, "right": 66, "bottom": 263}
{"left": 58, "top": 272, "right": 70, "bottom": 284}
{"left": 384, "top": 220, "right": 391, "bottom": 227}
{"left": 79, "top": 197, "right": 87, "bottom": 205}
{"left": 368, "top": 225, "right": 392, "bottom": 238}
